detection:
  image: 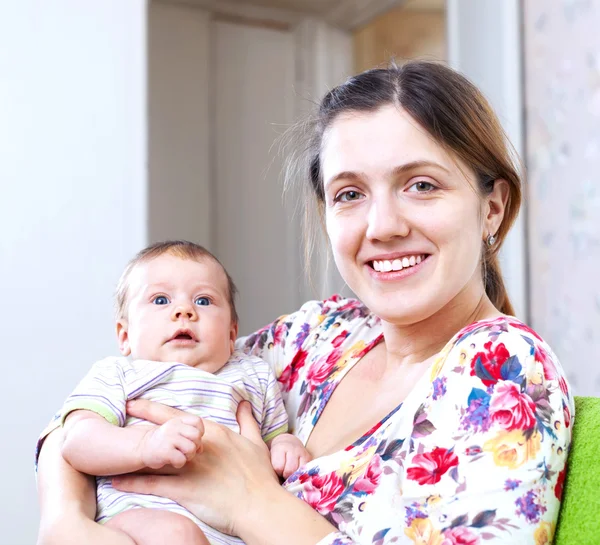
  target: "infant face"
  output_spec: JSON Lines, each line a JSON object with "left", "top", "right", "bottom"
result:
{"left": 117, "top": 254, "right": 237, "bottom": 372}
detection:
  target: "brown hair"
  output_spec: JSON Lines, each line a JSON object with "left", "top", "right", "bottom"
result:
{"left": 116, "top": 240, "right": 239, "bottom": 323}
{"left": 285, "top": 61, "right": 522, "bottom": 315}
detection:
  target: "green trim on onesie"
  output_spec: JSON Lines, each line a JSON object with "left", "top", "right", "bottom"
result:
{"left": 262, "top": 423, "right": 289, "bottom": 443}
{"left": 60, "top": 401, "right": 120, "bottom": 427}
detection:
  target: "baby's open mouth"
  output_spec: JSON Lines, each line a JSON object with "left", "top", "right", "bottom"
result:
{"left": 169, "top": 329, "right": 198, "bottom": 342}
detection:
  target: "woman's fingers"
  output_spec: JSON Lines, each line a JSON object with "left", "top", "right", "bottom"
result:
{"left": 236, "top": 401, "right": 264, "bottom": 448}
{"left": 126, "top": 399, "right": 184, "bottom": 425}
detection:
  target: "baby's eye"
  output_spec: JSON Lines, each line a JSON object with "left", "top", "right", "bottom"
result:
{"left": 335, "top": 190, "right": 364, "bottom": 203}
{"left": 152, "top": 295, "right": 170, "bottom": 305}
{"left": 195, "top": 296, "right": 210, "bottom": 306}
{"left": 408, "top": 181, "right": 436, "bottom": 193}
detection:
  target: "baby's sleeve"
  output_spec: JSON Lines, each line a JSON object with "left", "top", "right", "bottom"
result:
{"left": 35, "top": 357, "right": 129, "bottom": 470}
{"left": 60, "top": 357, "right": 129, "bottom": 427}
{"left": 259, "top": 364, "right": 289, "bottom": 443}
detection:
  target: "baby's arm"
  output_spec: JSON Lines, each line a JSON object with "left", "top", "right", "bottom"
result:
{"left": 268, "top": 433, "right": 312, "bottom": 480}
{"left": 62, "top": 409, "right": 204, "bottom": 475}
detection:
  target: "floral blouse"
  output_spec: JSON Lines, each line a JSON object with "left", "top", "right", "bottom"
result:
{"left": 239, "top": 295, "right": 573, "bottom": 545}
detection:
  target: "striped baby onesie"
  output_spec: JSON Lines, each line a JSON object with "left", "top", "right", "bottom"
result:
{"left": 54, "top": 350, "right": 288, "bottom": 545}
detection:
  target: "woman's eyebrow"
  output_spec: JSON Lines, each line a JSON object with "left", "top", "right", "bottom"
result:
{"left": 325, "top": 160, "right": 451, "bottom": 189}
{"left": 390, "top": 160, "right": 451, "bottom": 176}
{"left": 324, "top": 170, "right": 363, "bottom": 190}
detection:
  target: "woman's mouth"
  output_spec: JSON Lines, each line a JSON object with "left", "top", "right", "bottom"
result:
{"left": 369, "top": 254, "right": 428, "bottom": 273}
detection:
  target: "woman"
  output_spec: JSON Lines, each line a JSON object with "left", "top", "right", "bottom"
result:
{"left": 37, "top": 61, "right": 572, "bottom": 545}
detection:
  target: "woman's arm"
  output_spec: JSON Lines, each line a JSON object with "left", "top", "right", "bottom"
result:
{"left": 112, "top": 400, "right": 346, "bottom": 545}
{"left": 36, "top": 429, "right": 118, "bottom": 545}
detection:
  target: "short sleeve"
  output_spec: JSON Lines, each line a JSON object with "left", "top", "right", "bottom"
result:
{"left": 35, "top": 357, "right": 129, "bottom": 469}
{"left": 401, "top": 319, "right": 574, "bottom": 544}
{"left": 259, "top": 365, "right": 289, "bottom": 443}
{"left": 60, "top": 357, "right": 128, "bottom": 426}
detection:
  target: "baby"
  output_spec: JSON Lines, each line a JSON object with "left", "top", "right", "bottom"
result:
{"left": 58, "top": 240, "right": 311, "bottom": 545}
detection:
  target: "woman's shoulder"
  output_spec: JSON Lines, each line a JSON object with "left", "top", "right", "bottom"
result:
{"left": 452, "top": 315, "right": 555, "bottom": 359}
{"left": 241, "top": 295, "right": 374, "bottom": 349}
{"left": 439, "top": 315, "right": 572, "bottom": 407}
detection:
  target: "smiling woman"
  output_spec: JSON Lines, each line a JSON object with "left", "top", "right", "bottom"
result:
{"left": 37, "top": 62, "right": 572, "bottom": 545}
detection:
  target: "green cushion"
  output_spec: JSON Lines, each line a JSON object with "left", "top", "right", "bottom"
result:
{"left": 555, "top": 396, "right": 600, "bottom": 544}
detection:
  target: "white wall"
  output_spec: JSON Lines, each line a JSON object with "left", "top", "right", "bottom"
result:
{"left": 294, "top": 19, "right": 354, "bottom": 301}
{"left": 148, "top": 1, "right": 212, "bottom": 246}
{"left": 0, "top": 1, "right": 147, "bottom": 542}
{"left": 447, "top": 0, "right": 526, "bottom": 320}
{"left": 213, "top": 21, "right": 297, "bottom": 334}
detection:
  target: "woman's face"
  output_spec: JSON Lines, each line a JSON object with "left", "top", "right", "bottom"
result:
{"left": 321, "top": 104, "right": 502, "bottom": 325}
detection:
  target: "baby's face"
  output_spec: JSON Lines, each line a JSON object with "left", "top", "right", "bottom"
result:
{"left": 117, "top": 254, "right": 237, "bottom": 372}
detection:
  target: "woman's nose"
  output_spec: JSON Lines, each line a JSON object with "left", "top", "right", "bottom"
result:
{"left": 172, "top": 303, "right": 198, "bottom": 321}
{"left": 365, "top": 197, "right": 410, "bottom": 242}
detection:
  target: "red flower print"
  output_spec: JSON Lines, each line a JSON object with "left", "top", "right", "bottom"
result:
{"left": 563, "top": 401, "right": 571, "bottom": 429}
{"left": 331, "top": 330, "right": 349, "bottom": 349}
{"left": 555, "top": 467, "right": 566, "bottom": 500}
{"left": 300, "top": 471, "right": 346, "bottom": 514}
{"left": 535, "top": 344, "right": 557, "bottom": 381}
{"left": 306, "top": 351, "right": 339, "bottom": 393}
{"left": 353, "top": 455, "right": 383, "bottom": 494}
{"left": 278, "top": 349, "right": 308, "bottom": 392}
{"left": 273, "top": 322, "right": 287, "bottom": 346}
{"left": 558, "top": 375, "right": 569, "bottom": 396}
{"left": 407, "top": 447, "right": 459, "bottom": 485}
{"left": 442, "top": 526, "right": 480, "bottom": 545}
{"left": 489, "top": 382, "right": 537, "bottom": 431}
{"left": 509, "top": 321, "right": 544, "bottom": 342}
{"left": 470, "top": 341, "right": 511, "bottom": 386}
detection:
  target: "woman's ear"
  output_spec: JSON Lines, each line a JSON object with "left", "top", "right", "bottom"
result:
{"left": 484, "top": 179, "right": 510, "bottom": 239}
{"left": 229, "top": 321, "right": 239, "bottom": 354}
{"left": 116, "top": 319, "right": 131, "bottom": 356}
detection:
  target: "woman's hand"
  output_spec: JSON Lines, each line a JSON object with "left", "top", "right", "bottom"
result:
{"left": 36, "top": 428, "right": 128, "bottom": 545}
{"left": 112, "top": 400, "right": 283, "bottom": 537}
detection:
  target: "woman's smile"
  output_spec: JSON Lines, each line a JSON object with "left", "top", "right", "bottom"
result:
{"left": 366, "top": 253, "right": 431, "bottom": 281}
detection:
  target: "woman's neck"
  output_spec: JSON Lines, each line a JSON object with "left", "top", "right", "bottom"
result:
{"left": 380, "top": 279, "right": 501, "bottom": 368}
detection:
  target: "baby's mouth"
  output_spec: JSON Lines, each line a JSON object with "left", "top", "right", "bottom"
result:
{"left": 168, "top": 328, "right": 198, "bottom": 343}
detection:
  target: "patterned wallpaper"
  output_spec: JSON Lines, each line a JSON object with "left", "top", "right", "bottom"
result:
{"left": 524, "top": 0, "right": 600, "bottom": 396}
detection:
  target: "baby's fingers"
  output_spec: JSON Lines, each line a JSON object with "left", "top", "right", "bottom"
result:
{"left": 270, "top": 448, "right": 287, "bottom": 477}
{"left": 179, "top": 421, "right": 204, "bottom": 450}
{"left": 299, "top": 453, "right": 311, "bottom": 467}
{"left": 174, "top": 436, "right": 200, "bottom": 461}
{"left": 166, "top": 448, "right": 187, "bottom": 469}
{"left": 283, "top": 454, "right": 301, "bottom": 480}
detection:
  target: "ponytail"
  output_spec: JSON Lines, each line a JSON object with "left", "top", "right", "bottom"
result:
{"left": 483, "top": 252, "right": 515, "bottom": 316}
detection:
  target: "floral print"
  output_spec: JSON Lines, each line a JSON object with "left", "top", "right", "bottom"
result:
{"left": 239, "top": 296, "right": 573, "bottom": 544}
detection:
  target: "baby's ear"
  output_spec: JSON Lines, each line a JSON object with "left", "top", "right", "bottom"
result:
{"left": 116, "top": 319, "right": 131, "bottom": 356}
{"left": 229, "top": 321, "right": 239, "bottom": 354}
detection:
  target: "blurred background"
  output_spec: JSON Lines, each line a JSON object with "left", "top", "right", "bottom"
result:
{"left": 1, "top": 0, "right": 599, "bottom": 542}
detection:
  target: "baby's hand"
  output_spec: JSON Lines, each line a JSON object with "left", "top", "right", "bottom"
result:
{"left": 139, "top": 415, "right": 204, "bottom": 469}
{"left": 269, "top": 433, "right": 312, "bottom": 480}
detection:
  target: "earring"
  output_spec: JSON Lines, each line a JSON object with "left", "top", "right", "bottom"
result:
{"left": 486, "top": 234, "right": 496, "bottom": 247}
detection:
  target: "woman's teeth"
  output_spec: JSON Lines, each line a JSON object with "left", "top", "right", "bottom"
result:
{"left": 372, "top": 255, "right": 423, "bottom": 272}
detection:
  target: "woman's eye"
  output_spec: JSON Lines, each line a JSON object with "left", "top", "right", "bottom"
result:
{"left": 335, "top": 190, "right": 363, "bottom": 202}
{"left": 152, "top": 295, "right": 170, "bottom": 305}
{"left": 195, "top": 296, "right": 210, "bottom": 306}
{"left": 408, "top": 181, "right": 436, "bottom": 193}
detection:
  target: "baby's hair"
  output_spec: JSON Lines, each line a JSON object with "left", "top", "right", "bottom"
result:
{"left": 115, "top": 240, "right": 239, "bottom": 324}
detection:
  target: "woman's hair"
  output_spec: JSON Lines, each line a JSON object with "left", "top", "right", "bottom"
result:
{"left": 285, "top": 60, "right": 522, "bottom": 315}
{"left": 115, "top": 240, "right": 239, "bottom": 324}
